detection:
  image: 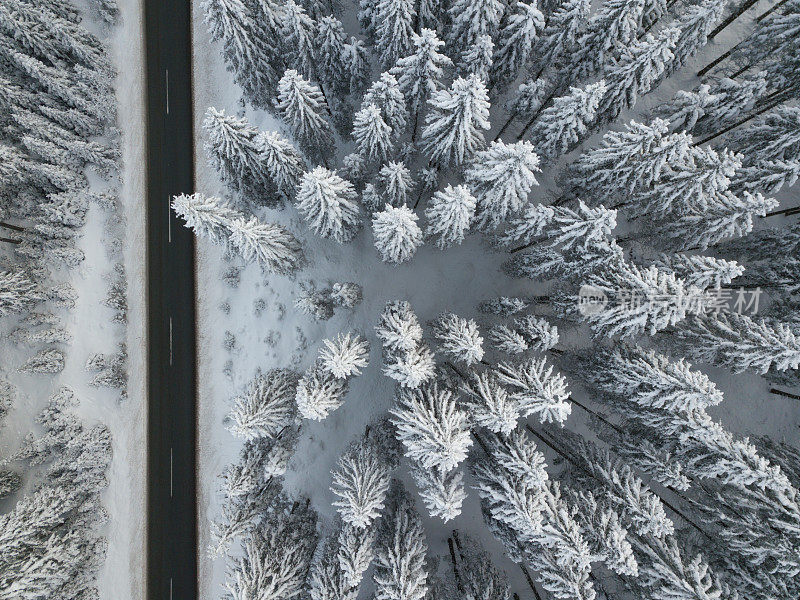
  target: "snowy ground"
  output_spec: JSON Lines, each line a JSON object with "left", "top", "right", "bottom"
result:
{"left": 0, "top": 1, "right": 147, "bottom": 598}
{"left": 191, "top": 2, "right": 800, "bottom": 599}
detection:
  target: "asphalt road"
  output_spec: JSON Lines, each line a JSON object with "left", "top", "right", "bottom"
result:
{"left": 144, "top": 1, "right": 198, "bottom": 598}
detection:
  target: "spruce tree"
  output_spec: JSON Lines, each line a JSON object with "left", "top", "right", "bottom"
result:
{"left": 447, "top": 0, "right": 504, "bottom": 58}
{"left": 491, "top": 1, "right": 545, "bottom": 89}
{"left": 373, "top": 0, "right": 417, "bottom": 69}
{"left": 228, "top": 369, "right": 299, "bottom": 440}
{"left": 353, "top": 104, "right": 394, "bottom": 164}
{"left": 422, "top": 75, "right": 491, "bottom": 167}
{"left": 424, "top": 184, "right": 476, "bottom": 248}
{"left": 296, "top": 167, "right": 362, "bottom": 243}
{"left": 275, "top": 69, "right": 334, "bottom": 157}
{"left": 372, "top": 204, "right": 424, "bottom": 264}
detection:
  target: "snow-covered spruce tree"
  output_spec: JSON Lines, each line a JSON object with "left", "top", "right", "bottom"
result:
{"left": 465, "top": 140, "right": 540, "bottom": 231}
{"left": 362, "top": 72, "right": 408, "bottom": 139}
{"left": 431, "top": 312, "right": 484, "bottom": 366}
{"left": 203, "top": 107, "right": 281, "bottom": 206}
{"left": 379, "top": 161, "right": 415, "bottom": 206}
{"left": 0, "top": 388, "right": 112, "bottom": 600}
{"left": 376, "top": 300, "right": 424, "bottom": 353}
{"left": 296, "top": 167, "right": 362, "bottom": 243}
{"left": 460, "top": 34, "right": 495, "bottom": 83}
{"left": 0, "top": 268, "right": 41, "bottom": 316}
{"left": 337, "top": 522, "right": 376, "bottom": 589}
{"left": 319, "top": 332, "right": 370, "bottom": 379}
{"left": 353, "top": 104, "right": 394, "bottom": 164}
{"left": 411, "top": 462, "right": 466, "bottom": 522}
{"left": 422, "top": 75, "right": 491, "bottom": 167}
{"left": 669, "top": 312, "right": 800, "bottom": 374}
{"left": 317, "top": 15, "right": 348, "bottom": 93}
{"left": 172, "top": 193, "right": 303, "bottom": 274}
{"left": 331, "top": 441, "right": 392, "bottom": 529}
{"left": 342, "top": 37, "right": 372, "bottom": 94}
{"left": 224, "top": 496, "right": 317, "bottom": 600}
{"left": 259, "top": 130, "right": 307, "bottom": 200}
{"left": 372, "top": 204, "right": 424, "bottom": 264}
{"left": 275, "top": 69, "right": 334, "bottom": 157}
{"left": 499, "top": 199, "right": 617, "bottom": 251}
{"left": 372, "top": 0, "right": 417, "bottom": 69}
{"left": 447, "top": 0, "right": 503, "bottom": 57}
{"left": 489, "top": 314, "right": 559, "bottom": 355}
{"left": 473, "top": 429, "right": 596, "bottom": 600}
{"left": 390, "top": 382, "right": 472, "bottom": 472}
{"left": 18, "top": 348, "right": 66, "bottom": 373}
{"left": 228, "top": 369, "right": 299, "bottom": 440}
{"left": 202, "top": 0, "right": 282, "bottom": 108}
{"left": 491, "top": 1, "right": 545, "bottom": 90}
{"left": 653, "top": 254, "right": 743, "bottom": 290}
{"left": 529, "top": 81, "right": 607, "bottom": 161}
{"left": 424, "top": 184, "right": 476, "bottom": 248}
{"left": 389, "top": 28, "right": 452, "bottom": 138}
{"left": 373, "top": 483, "right": 430, "bottom": 600}
{"left": 532, "top": 0, "right": 591, "bottom": 73}
{"left": 494, "top": 356, "right": 572, "bottom": 425}
{"left": 281, "top": 0, "right": 317, "bottom": 81}
{"left": 384, "top": 345, "right": 434, "bottom": 389}
{"left": 295, "top": 359, "right": 350, "bottom": 420}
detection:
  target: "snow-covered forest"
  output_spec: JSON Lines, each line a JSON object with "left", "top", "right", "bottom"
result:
{"left": 0, "top": 0, "right": 141, "bottom": 597}
{"left": 188, "top": 0, "right": 800, "bottom": 599}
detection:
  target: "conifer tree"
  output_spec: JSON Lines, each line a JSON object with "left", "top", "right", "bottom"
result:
{"left": 379, "top": 162, "right": 415, "bottom": 206}
{"left": 372, "top": 204, "right": 424, "bottom": 264}
{"left": 319, "top": 332, "right": 371, "bottom": 379}
{"left": 331, "top": 442, "right": 392, "bottom": 529}
{"left": 390, "top": 383, "right": 472, "bottom": 472}
{"left": 492, "top": 1, "right": 545, "bottom": 89}
{"left": 353, "top": 104, "right": 394, "bottom": 164}
{"left": 282, "top": 0, "right": 318, "bottom": 80}
{"left": 296, "top": 167, "right": 362, "bottom": 243}
{"left": 495, "top": 357, "right": 572, "bottom": 424}
{"left": 317, "top": 15, "right": 348, "bottom": 92}
{"left": 363, "top": 73, "right": 409, "bottom": 138}
{"left": 373, "top": 0, "right": 417, "bottom": 69}
{"left": 459, "top": 35, "right": 495, "bottom": 82}
{"left": 389, "top": 28, "right": 452, "bottom": 136}
{"left": 342, "top": 37, "right": 372, "bottom": 93}
{"left": 653, "top": 254, "right": 743, "bottom": 290}
{"left": 203, "top": 107, "right": 279, "bottom": 206}
{"left": 460, "top": 371, "right": 519, "bottom": 434}
{"left": 411, "top": 463, "right": 466, "bottom": 522}
{"left": 228, "top": 369, "right": 299, "bottom": 440}
{"left": 424, "top": 184, "right": 476, "bottom": 248}
{"left": 258, "top": 131, "right": 306, "bottom": 199}
{"left": 465, "top": 141, "right": 540, "bottom": 231}
{"left": 296, "top": 359, "right": 350, "bottom": 420}
{"left": 275, "top": 69, "right": 334, "bottom": 156}
{"left": 422, "top": 75, "right": 491, "bottom": 167}
{"left": 172, "top": 193, "right": 303, "bottom": 274}
{"left": 447, "top": 0, "right": 504, "bottom": 57}
{"left": 532, "top": 0, "right": 591, "bottom": 72}
{"left": 0, "top": 268, "right": 41, "bottom": 316}
{"left": 529, "top": 81, "right": 607, "bottom": 160}
{"left": 376, "top": 300, "right": 424, "bottom": 353}
{"left": 431, "top": 312, "right": 485, "bottom": 366}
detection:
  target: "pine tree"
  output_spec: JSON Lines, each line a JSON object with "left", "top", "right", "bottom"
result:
{"left": 373, "top": 486, "right": 430, "bottom": 600}
{"left": 331, "top": 442, "right": 392, "bottom": 529}
{"left": 447, "top": 0, "right": 504, "bottom": 57}
{"left": 424, "top": 184, "right": 476, "bottom": 248}
{"left": 672, "top": 312, "right": 800, "bottom": 374}
{"left": 663, "top": 0, "right": 726, "bottom": 78}
{"left": 532, "top": 0, "right": 591, "bottom": 72}
{"left": 353, "top": 104, "right": 394, "bottom": 164}
{"left": 202, "top": 0, "right": 282, "bottom": 107}
{"left": 373, "top": 0, "right": 417, "bottom": 68}
{"left": 342, "top": 37, "right": 372, "bottom": 93}
{"left": 529, "top": 81, "right": 607, "bottom": 160}
{"left": 465, "top": 141, "right": 540, "bottom": 231}
{"left": 296, "top": 167, "right": 362, "bottom": 243}
{"left": 203, "top": 107, "right": 280, "bottom": 206}
{"left": 459, "top": 35, "right": 495, "bottom": 82}
{"left": 338, "top": 524, "right": 375, "bottom": 588}
{"left": 492, "top": 2, "right": 545, "bottom": 89}
{"left": 282, "top": 0, "right": 318, "bottom": 80}
{"left": 595, "top": 27, "right": 679, "bottom": 124}
{"left": 18, "top": 348, "right": 66, "bottom": 373}
{"left": 389, "top": 28, "right": 452, "bottom": 134}
{"left": 390, "top": 383, "right": 472, "bottom": 472}
{"left": 224, "top": 499, "right": 317, "bottom": 600}
{"left": 319, "top": 332, "right": 371, "bottom": 378}
{"left": 228, "top": 369, "right": 299, "bottom": 440}
{"left": 376, "top": 300, "right": 424, "bottom": 353}
{"left": 379, "top": 161, "right": 415, "bottom": 206}
{"left": 275, "top": 69, "right": 334, "bottom": 155}
{"left": 372, "top": 204, "right": 424, "bottom": 264}
{"left": 499, "top": 200, "right": 617, "bottom": 251}
{"left": 489, "top": 314, "right": 559, "bottom": 355}
{"left": 384, "top": 345, "right": 437, "bottom": 387}
{"left": 363, "top": 73, "right": 409, "bottom": 139}
{"left": 0, "top": 268, "right": 41, "bottom": 316}
{"left": 258, "top": 131, "right": 306, "bottom": 198}
{"left": 728, "top": 105, "right": 800, "bottom": 163}
{"left": 422, "top": 75, "right": 491, "bottom": 167}
{"left": 431, "top": 312, "right": 485, "bottom": 366}
{"left": 296, "top": 359, "right": 350, "bottom": 420}
{"left": 460, "top": 371, "right": 519, "bottom": 434}
{"left": 495, "top": 357, "right": 571, "bottom": 424}
{"left": 653, "top": 254, "right": 743, "bottom": 290}
{"left": 317, "top": 15, "right": 348, "bottom": 92}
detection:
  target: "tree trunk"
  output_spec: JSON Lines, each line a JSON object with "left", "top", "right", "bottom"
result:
{"left": 697, "top": 40, "right": 743, "bottom": 76}
{"left": 708, "top": 0, "right": 761, "bottom": 40}
{"left": 411, "top": 109, "right": 420, "bottom": 143}
{"left": 770, "top": 387, "right": 800, "bottom": 400}
{"left": 520, "top": 565, "right": 543, "bottom": 600}
{"left": 447, "top": 538, "right": 465, "bottom": 593}
{"left": 0, "top": 237, "right": 21, "bottom": 245}
{"left": 763, "top": 205, "right": 800, "bottom": 218}
{"left": 494, "top": 112, "right": 517, "bottom": 141}
{"left": 694, "top": 94, "right": 787, "bottom": 145}
{"left": 730, "top": 61, "right": 754, "bottom": 79}
{"left": 757, "top": 0, "right": 790, "bottom": 22}
{"left": 510, "top": 240, "right": 536, "bottom": 253}
{"left": 0, "top": 222, "right": 25, "bottom": 232}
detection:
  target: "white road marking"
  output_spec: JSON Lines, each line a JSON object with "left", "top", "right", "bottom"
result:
{"left": 170, "top": 578, "right": 173, "bottom": 600}
{"left": 165, "top": 69, "right": 170, "bottom": 115}
{"left": 170, "top": 448, "right": 173, "bottom": 498}
{"left": 169, "top": 317, "right": 173, "bottom": 365}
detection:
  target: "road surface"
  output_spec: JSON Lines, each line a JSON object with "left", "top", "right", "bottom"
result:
{"left": 144, "top": 0, "right": 198, "bottom": 598}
